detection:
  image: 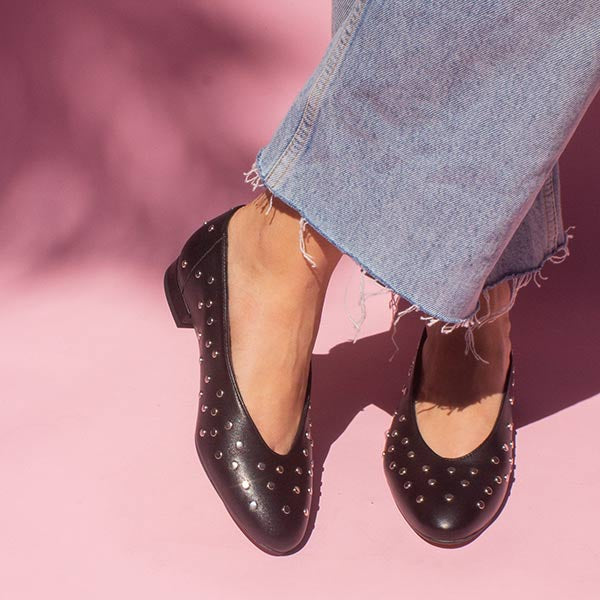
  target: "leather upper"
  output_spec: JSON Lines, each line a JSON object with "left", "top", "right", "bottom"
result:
{"left": 383, "top": 327, "right": 516, "bottom": 544}
{"left": 175, "top": 206, "right": 314, "bottom": 554}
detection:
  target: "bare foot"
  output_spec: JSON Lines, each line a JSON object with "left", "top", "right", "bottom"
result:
{"left": 414, "top": 282, "right": 512, "bottom": 458}
{"left": 227, "top": 195, "right": 341, "bottom": 454}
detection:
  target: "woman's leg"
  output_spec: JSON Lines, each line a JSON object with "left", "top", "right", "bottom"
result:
{"left": 229, "top": 185, "right": 516, "bottom": 459}
{"left": 227, "top": 194, "right": 342, "bottom": 454}
{"left": 414, "top": 281, "right": 512, "bottom": 458}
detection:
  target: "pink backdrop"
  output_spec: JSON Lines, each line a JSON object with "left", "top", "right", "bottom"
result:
{"left": 1, "top": 1, "right": 599, "bottom": 598}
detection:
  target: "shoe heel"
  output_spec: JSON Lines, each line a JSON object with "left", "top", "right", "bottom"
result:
{"left": 163, "top": 260, "right": 193, "bottom": 328}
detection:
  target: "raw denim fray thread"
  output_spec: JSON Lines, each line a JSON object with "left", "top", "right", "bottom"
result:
{"left": 388, "top": 224, "right": 575, "bottom": 363}
{"left": 244, "top": 162, "right": 317, "bottom": 267}
{"left": 244, "top": 161, "right": 575, "bottom": 363}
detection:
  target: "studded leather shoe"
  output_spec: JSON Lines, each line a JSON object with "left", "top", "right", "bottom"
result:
{"left": 163, "top": 205, "right": 314, "bottom": 555}
{"left": 383, "top": 327, "right": 516, "bottom": 546}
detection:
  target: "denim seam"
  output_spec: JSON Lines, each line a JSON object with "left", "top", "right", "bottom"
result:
{"left": 263, "top": 0, "right": 370, "bottom": 189}
{"left": 543, "top": 167, "right": 560, "bottom": 250}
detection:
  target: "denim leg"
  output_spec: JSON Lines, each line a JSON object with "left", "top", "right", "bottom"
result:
{"left": 244, "top": 1, "right": 597, "bottom": 360}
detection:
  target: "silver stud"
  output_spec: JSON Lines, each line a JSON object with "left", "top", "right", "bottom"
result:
{"left": 403, "top": 481, "right": 413, "bottom": 489}
{"left": 206, "top": 300, "right": 213, "bottom": 308}
{"left": 470, "top": 467, "right": 479, "bottom": 476}
{"left": 387, "top": 445, "right": 395, "bottom": 453}
{"left": 293, "top": 486, "right": 301, "bottom": 494}
{"left": 231, "top": 461, "right": 239, "bottom": 470}
{"left": 205, "top": 340, "right": 212, "bottom": 348}
{"left": 502, "top": 443, "right": 509, "bottom": 452}
{"left": 484, "top": 486, "right": 493, "bottom": 495}
{"left": 199, "top": 429, "right": 206, "bottom": 437}
{"left": 241, "top": 480, "right": 250, "bottom": 490}
{"left": 494, "top": 475, "right": 503, "bottom": 484}
{"left": 204, "top": 375, "right": 211, "bottom": 383}
{"left": 224, "top": 421, "right": 232, "bottom": 430}
{"left": 447, "top": 466, "right": 456, "bottom": 475}
{"left": 197, "top": 331, "right": 202, "bottom": 338}
{"left": 214, "top": 450, "right": 222, "bottom": 459}
{"left": 257, "top": 462, "right": 266, "bottom": 470}
{"left": 407, "top": 451, "right": 415, "bottom": 458}
{"left": 503, "top": 474, "right": 509, "bottom": 481}
{"left": 385, "top": 430, "right": 390, "bottom": 438}
{"left": 422, "top": 465, "right": 430, "bottom": 472}
{"left": 212, "top": 350, "right": 219, "bottom": 359}
{"left": 199, "top": 357, "right": 204, "bottom": 363}
{"left": 282, "top": 505, "right": 291, "bottom": 515}
{"left": 460, "top": 479, "right": 470, "bottom": 487}
{"left": 491, "top": 456, "right": 500, "bottom": 464}
{"left": 266, "top": 481, "right": 275, "bottom": 490}
{"left": 198, "top": 301, "right": 204, "bottom": 309}
{"left": 427, "top": 478, "right": 436, "bottom": 486}
{"left": 207, "top": 317, "right": 214, "bottom": 325}
{"left": 509, "top": 397, "right": 514, "bottom": 405}
{"left": 210, "top": 428, "right": 218, "bottom": 437}
{"left": 276, "top": 465, "right": 284, "bottom": 474}
{"left": 507, "top": 422, "right": 514, "bottom": 431}
{"left": 308, "top": 469, "right": 312, "bottom": 476}
{"left": 249, "top": 500, "right": 258, "bottom": 511}
{"left": 235, "top": 441, "right": 243, "bottom": 449}
{"left": 210, "top": 407, "right": 218, "bottom": 416}
{"left": 398, "top": 467, "right": 407, "bottom": 475}
{"left": 302, "top": 449, "right": 309, "bottom": 456}
{"left": 207, "top": 276, "right": 215, "bottom": 284}
{"left": 391, "top": 430, "right": 399, "bottom": 438}
{"left": 216, "top": 390, "right": 224, "bottom": 398}
{"left": 181, "top": 259, "right": 188, "bottom": 268}
{"left": 208, "top": 224, "right": 215, "bottom": 232}
{"left": 477, "top": 500, "right": 485, "bottom": 510}
{"left": 195, "top": 270, "right": 202, "bottom": 278}
{"left": 444, "top": 493, "right": 454, "bottom": 502}
{"left": 389, "top": 461, "right": 397, "bottom": 470}
{"left": 308, "top": 487, "right": 312, "bottom": 495}
{"left": 201, "top": 404, "right": 208, "bottom": 413}
{"left": 415, "top": 495, "right": 425, "bottom": 504}
{"left": 401, "top": 437, "right": 409, "bottom": 446}
{"left": 295, "top": 467, "right": 303, "bottom": 475}
{"left": 399, "top": 414, "right": 407, "bottom": 422}
{"left": 303, "top": 508, "right": 309, "bottom": 517}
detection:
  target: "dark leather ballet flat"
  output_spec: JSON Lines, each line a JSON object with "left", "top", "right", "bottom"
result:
{"left": 163, "top": 205, "right": 314, "bottom": 555}
{"left": 383, "top": 327, "right": 516, "bottom": 547}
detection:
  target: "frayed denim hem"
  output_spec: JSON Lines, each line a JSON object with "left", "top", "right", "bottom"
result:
{"left": 242, "top": 159, "right": 575, "bottom": 364}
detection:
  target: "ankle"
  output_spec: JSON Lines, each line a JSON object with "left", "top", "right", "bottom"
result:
{"left": 232, "top": 195, "right": 342, "bottom": 281}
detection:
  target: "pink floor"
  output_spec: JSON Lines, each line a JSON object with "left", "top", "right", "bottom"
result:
{"left": 2, "top": 1, "right": 600, "bottom": 598}
{"left": 1, "top": 260, "right": 599, "bottom": 599}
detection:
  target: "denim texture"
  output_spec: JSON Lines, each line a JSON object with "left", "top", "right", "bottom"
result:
{"left": 249, "top": 0, "right": 600, "bottom": 325}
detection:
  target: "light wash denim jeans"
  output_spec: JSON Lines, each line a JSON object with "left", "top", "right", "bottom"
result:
{"left": 244, "top": 0, "right": 600, "bottom": 358}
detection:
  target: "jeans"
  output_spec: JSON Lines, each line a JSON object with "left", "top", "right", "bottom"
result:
{"left": 244, "top": 0, "right": 600, "bottom": 353}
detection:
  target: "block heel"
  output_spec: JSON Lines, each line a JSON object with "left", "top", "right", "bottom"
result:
{"left": 163, "top": 260, "right": 193, "bottom": 328}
